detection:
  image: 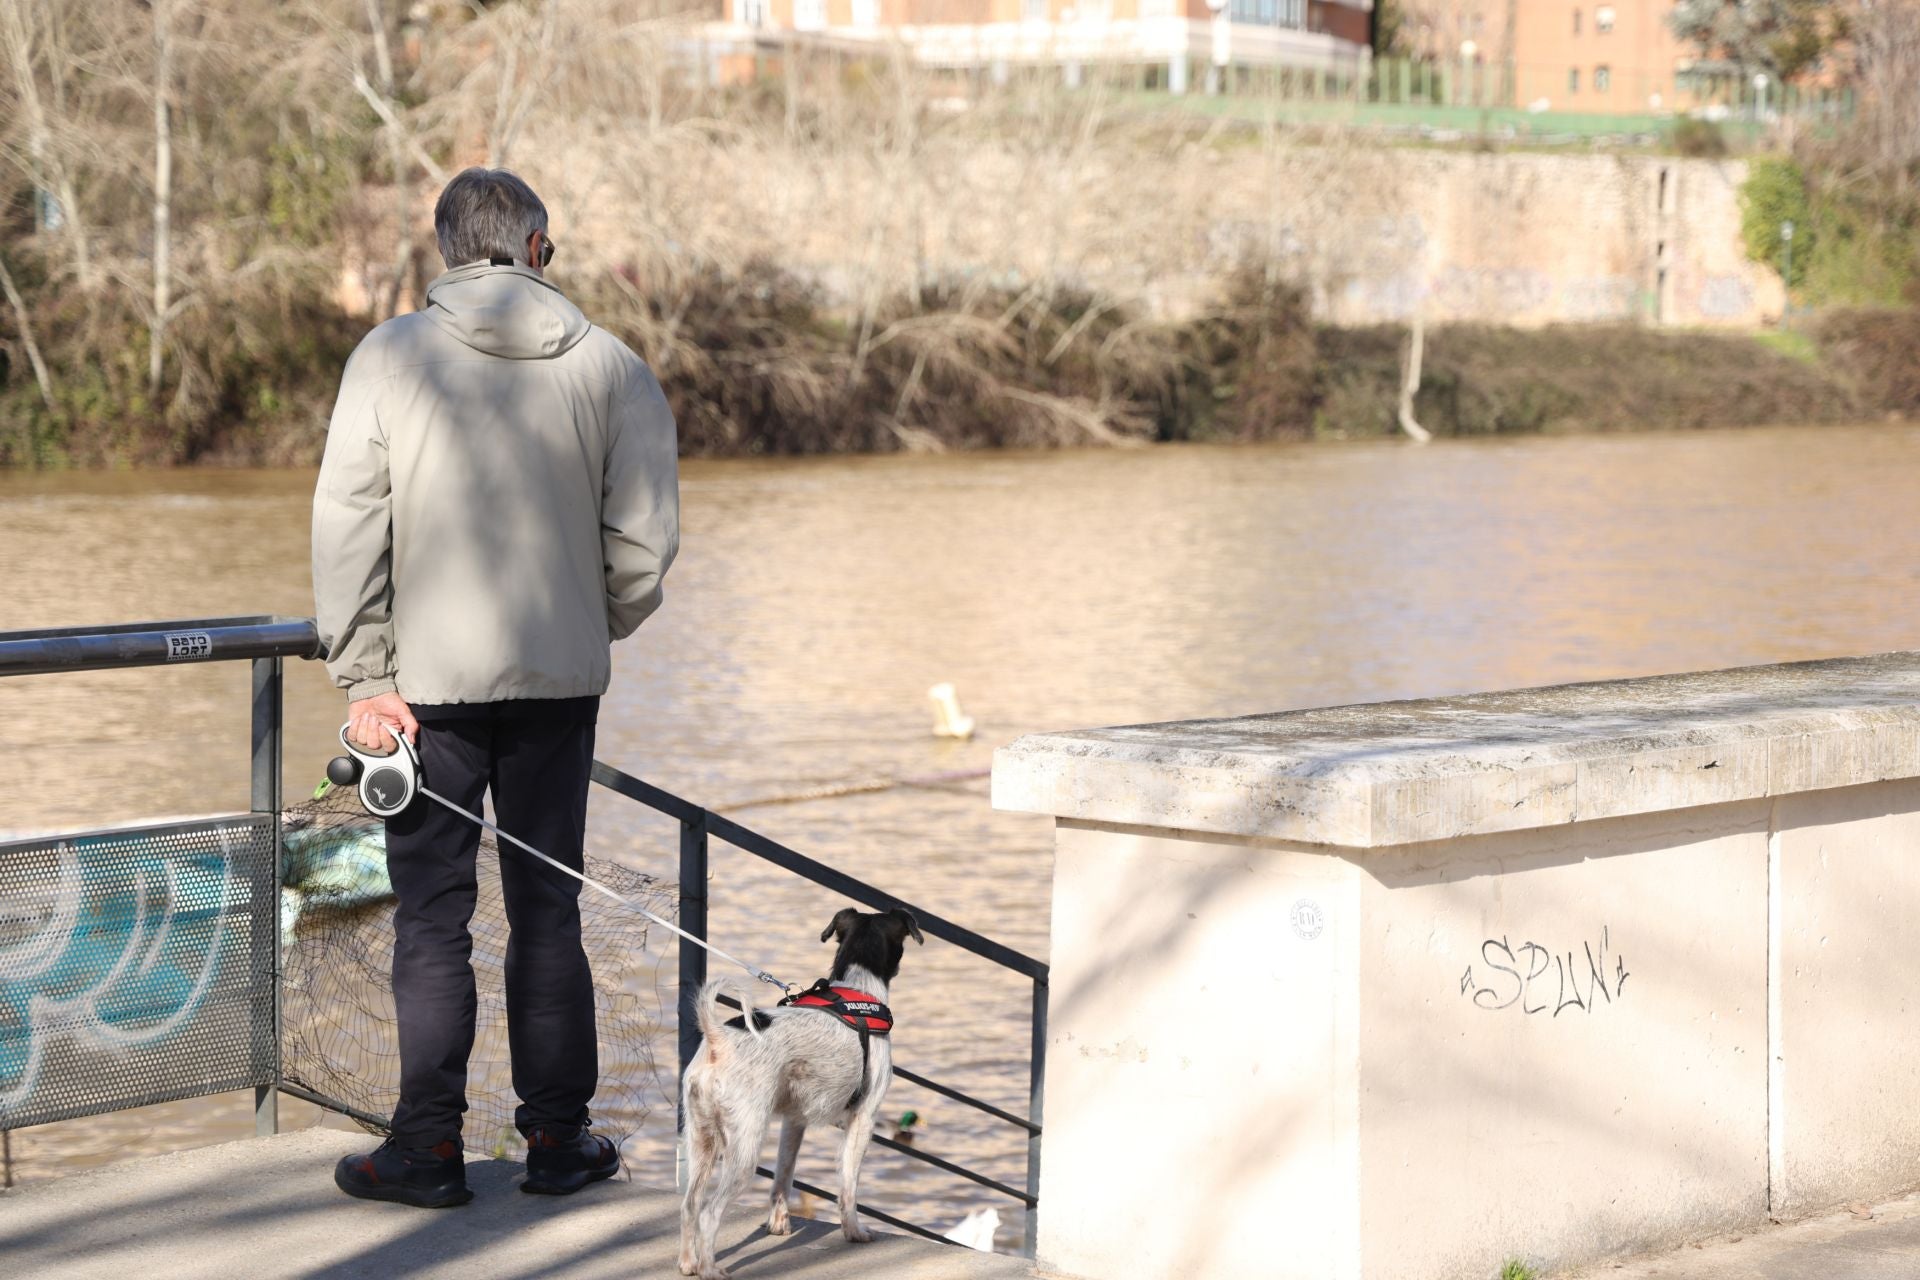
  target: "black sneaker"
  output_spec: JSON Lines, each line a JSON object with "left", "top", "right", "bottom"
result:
{"left": 522, "top": 1124, "right": 619, "bottom": 1195}
{"left": 334, "top": 1136, "right": 473, "bottom": 1208}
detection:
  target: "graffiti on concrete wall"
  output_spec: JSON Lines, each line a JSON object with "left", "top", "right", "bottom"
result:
{"left": 1458, "top": 926, "right": 1630, "bottom": 1017}
{"left": 0, "top": 833, "right": 237, "bottom": 1110}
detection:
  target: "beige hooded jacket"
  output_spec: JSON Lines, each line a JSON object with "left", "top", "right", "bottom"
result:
{"left": 312, "top": 262, "right": 679, "bottom": 705}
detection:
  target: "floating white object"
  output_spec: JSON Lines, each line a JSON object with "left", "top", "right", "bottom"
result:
{"left": 945, "top": 1206, "right": 1000, "bottom": 1251}
{"left": 929, "top": 682, "right": 976, "bottom": 739}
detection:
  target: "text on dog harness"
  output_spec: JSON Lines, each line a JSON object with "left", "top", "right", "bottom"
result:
{"left": 778, "top": 981, "right": 893, "bottom": 1035}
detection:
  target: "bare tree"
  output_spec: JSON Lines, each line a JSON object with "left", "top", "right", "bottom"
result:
{"left": 362, "top": 0, "right": 419, "bottom": 318}
{"left": 1847, "top": 0, "right": 1920, "bottom": 185}
{"left": 1, "top": 0, "right": 94, "bottom": 287}
{"left": 148, "top": 0, "right": 174, "bottom": 398}
{"left": 475, "top": 0, "right": 559, "bottom": 168}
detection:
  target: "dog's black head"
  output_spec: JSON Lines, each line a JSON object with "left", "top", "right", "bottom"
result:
{"left": 821, "top": 907, "right": 923, "bottom": 984}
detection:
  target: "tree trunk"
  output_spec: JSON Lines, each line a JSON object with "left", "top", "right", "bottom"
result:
{"left": 366, "top": 0, "right": 413, "bottom": 319}
{"left": 1397, "top": 311, "right": 1433, "bottom": 443}
{"left": 0, "top": 251, "right": 56, "bottom": 411}
{"left": 149, "top": 0, "right": 175, "bottom": 400}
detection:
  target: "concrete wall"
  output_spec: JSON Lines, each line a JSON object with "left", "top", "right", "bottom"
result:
{"left": 1044, "top": 822, "right": 1362, "bottom": 1280}
{"left": 1356, "top": 804, "right": 1770, "bottom": 1279}
{"left": 996, "top": 655, "right": 1920, "bottom": 1280}
{"left": 1776, "top": 779, "right": 1920, "bottom": 1215}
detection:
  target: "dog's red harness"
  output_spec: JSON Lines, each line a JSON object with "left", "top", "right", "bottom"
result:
{"left": 780, "top": 979, "right": 893, "bottom": 1109}
{"left": 779, "top": 982, "right": 893, "bottom": 1035}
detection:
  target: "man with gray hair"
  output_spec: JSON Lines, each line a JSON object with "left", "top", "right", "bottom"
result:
{"left": 313, "top": 167, "right": 679, "bottom": 1208}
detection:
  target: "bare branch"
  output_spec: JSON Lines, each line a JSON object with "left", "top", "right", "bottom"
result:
{"left": 351, "top": 63, "right": 447, "bottom": 185}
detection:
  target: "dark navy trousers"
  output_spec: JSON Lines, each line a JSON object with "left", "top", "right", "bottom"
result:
{"left": 383, "top": 697, "right": 600, "bottom": 1149}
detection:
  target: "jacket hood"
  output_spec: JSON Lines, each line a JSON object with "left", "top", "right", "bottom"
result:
{"left": 423, "top": 262, "right": 591, "bottom": 359}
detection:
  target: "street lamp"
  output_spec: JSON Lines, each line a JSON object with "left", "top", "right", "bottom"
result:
{"left": 1780, "top": 219, "right": 1795, "bottom": 328}
{"left": 1206, "top": 0, "right": 1229, "bottom": 97}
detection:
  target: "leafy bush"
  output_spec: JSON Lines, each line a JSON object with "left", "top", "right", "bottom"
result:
{"left": 1741, "top": 156, "right": 1813, "bottom": 287}
{"left": 1798, "top": 184, "right": 1920, "bottom": 308}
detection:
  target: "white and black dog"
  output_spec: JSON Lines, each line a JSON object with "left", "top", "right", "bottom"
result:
{"left": 678, "top": 906, "right": 923, "bottom": 1280}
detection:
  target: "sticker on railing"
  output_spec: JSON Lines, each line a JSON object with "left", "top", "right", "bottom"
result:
{"left": 164, "top": 631, "right": 213, "bottom": 660}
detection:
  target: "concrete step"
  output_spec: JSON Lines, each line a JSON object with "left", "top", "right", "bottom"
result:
{"left": 0, "top": 1126, "right": 1034, "bottom": 1280}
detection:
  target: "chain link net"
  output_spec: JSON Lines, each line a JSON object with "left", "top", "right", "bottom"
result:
{"left": 278, "top": 782, "right": 675, "bottom": 1159}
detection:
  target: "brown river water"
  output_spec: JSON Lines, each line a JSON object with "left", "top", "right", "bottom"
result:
{"left": 3, "top": 425, "right": 1919, "bottom": 1242}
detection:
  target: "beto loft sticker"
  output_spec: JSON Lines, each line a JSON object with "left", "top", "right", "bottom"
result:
{"left": 164, "top": 631, "right": 213, "bottom": 661}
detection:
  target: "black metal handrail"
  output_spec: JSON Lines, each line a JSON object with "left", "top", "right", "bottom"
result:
{"left": 590, "top": 760, "right": 1048, "bottom": 1258}
{"left": 0, "top": 615, "right": 322, "bottom": 676}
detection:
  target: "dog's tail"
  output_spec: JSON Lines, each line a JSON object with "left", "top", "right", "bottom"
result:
{"left": 693, "top": 977, "right": 766, "bottom": 1062}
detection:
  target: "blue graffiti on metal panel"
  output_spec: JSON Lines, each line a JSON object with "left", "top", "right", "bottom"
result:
{"left": 0, "top": 829, "right": 237, "bottom": 1108}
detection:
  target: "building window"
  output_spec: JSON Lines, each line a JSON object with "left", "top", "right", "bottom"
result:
{"left": 1230, "top": 0, "right": 1299, "bottom": 26}
{"left": 1596, "top": 5, "right": 1615, "bottom": 32}
{"left": 738, "top": 0, "right": 768, "bottom": 24}
{"left": 1572, "top": 7, "right": 1582, "bottom": 35}
{"left": 1022, "top": 0, "right": 1046, "bottom": 17}
{"left": 1568, "top": 67, "right": 1580, "bottom": 93}
{"left": 1595, "top": 65, "right": 1611, "bottom": 92}
{"left": 793, "top": 0, "right": 825, "bottom": 28}
{"left": 852, "top": 0, "right": 879, "bottom": 25}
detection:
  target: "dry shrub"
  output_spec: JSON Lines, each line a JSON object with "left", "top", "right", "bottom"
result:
{"left": 1815, "top": 308, "right": 1920, "bottom": 416}
{"left": 1311, "top": 323, "right": 1850, "bottom": 438}
{"left": 1180, "top": 271, "right": 1319, "bottom": 441}
{"left": 0, "top": 244, "right": 359, "bottom": 467}
{"left": 583, "top": 261, "right": 1183, "bottom": 456}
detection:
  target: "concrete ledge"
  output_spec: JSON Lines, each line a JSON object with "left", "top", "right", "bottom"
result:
{"left": 0, "top": 1127, "right": 1032, "bottom": 1280}
{"left": 992, "top": 652, "right": 1920, "bottom": 847}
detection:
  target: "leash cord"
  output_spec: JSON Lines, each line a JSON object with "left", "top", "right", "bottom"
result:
{"left": 417, "top": 785, "right": 793, "bottom": 995}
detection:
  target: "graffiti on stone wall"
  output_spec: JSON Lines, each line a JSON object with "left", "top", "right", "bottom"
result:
{"left": 1697, "top": 276, "right": 1756, "bottom": 320}
{"left": 1458, "top": 926, "right": 1630, "bottom": 1017}
{"left": 0, "top": 833, "right": 237, "bottom": 1109}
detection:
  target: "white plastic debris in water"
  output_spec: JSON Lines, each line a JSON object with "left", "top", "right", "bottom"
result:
{"left": 944, "top": 1206, "right": 1000, "bottom": 1251}
{"left": 929, "top": 682, "right": 976, "bottom": 739}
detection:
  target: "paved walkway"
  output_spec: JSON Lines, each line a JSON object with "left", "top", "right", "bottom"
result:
{"left": 0, "top": 1127, "right": 1033, "bottom": 1280}
{"left": 17, "top": 1126, "right": 1920, "bottom": 1279}
{"left": 1556, "top": 1190, "right": 1920, "bottom": 1280}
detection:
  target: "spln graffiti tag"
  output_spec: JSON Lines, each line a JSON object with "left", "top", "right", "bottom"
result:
{"left": 1458, "top": 927, "right": 1629, "bottom": 1017}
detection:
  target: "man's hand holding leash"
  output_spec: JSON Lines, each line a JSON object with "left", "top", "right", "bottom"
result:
{"left": 347, "top": 692, "right": 418, "bottom": 751}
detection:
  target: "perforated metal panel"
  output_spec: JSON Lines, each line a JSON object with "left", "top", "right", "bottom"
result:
{"left": 0, "top": 815, "right": 276, "bottom": 1130}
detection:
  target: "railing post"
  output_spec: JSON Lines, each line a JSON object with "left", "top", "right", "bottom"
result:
{"left": 250, "top": 655, "right": 282, "bottom": 1137}
{"left": 1025, "top": 976, "right": 1047, "bottom": 1258}
{"left": 676, "top": 815, "right": 710, "bottom": 1182}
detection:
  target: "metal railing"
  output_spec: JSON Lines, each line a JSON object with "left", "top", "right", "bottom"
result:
{"left": 592, "top": 762, "right": 1048, "bottom": 1255}
{"left": 0, "top": 616, "right": 322, "bottom": 1138}
{"left": 0, "top": 616, "right": 1046, "bottom": 1255}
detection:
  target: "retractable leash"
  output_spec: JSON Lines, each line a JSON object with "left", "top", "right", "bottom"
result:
{"left": 327, "top": 725, "right": 795, "bottom": 997}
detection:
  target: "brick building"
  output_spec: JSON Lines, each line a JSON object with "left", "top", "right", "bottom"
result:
{"left": 1406, "top": 1, "right": 1723, "bottom": 114}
